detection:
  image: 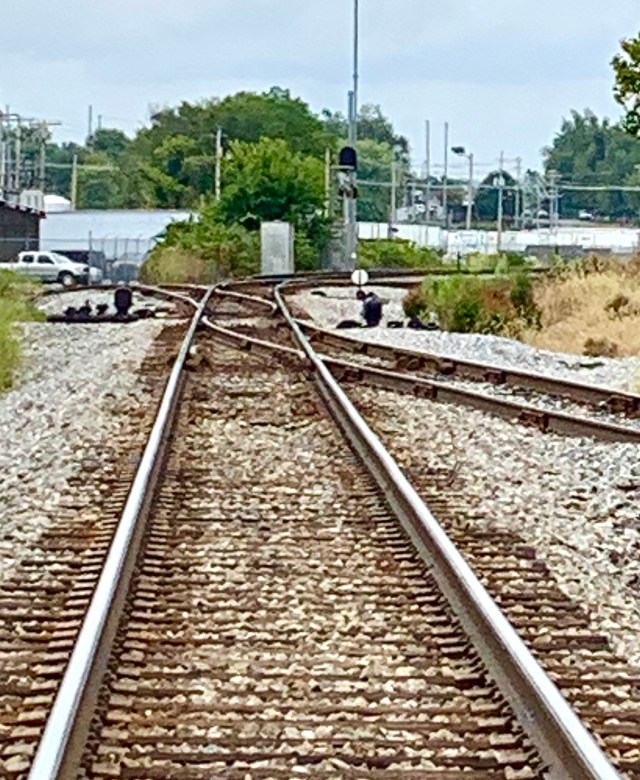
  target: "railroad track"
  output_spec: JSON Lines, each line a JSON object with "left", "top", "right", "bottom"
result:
{"left": 0, "top": 322, "right": 189, "bottom": 777}
{"left": 8, "top": 282, "right": 627, "bottom": 778}
{"left": 207, "top": 282, "right": 640, "bottom": 444}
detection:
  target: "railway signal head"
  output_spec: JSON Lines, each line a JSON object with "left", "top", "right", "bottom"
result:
{"left": 339, "top": 146, "right": 357, "bottom": 171}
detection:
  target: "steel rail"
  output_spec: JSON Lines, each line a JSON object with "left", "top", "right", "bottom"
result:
{"left": 211, "top": 287, "right": 278, "bottom": 313}
{"left": 226, "top": 265, "right": 550, "bottom": 287}
{"left": 274, "top": 280, "right": 622, "bottom": 780}
{"left": 298, "top": 320, "right": 640, "bottom": 413}
{"left": 201, "top": 320, "right": 640, "bottom": 444}
{"left": 201, "top": 317, "right": 303, "bottom": 359}
{"left": 27, "top": 287, "right": 214, "bottom": 780}
{"left": 324, "top": 356, "right": 640, "bottom": 443}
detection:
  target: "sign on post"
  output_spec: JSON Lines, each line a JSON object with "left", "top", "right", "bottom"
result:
{"left": 351, "top": 269, "right": 369, "bottom": 288}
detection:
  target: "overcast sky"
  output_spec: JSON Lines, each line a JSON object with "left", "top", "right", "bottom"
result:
{"left": 3, "top": 0, "right": 638, "bottom": 179}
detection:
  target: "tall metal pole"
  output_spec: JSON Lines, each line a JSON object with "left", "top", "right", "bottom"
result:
{"left": 390, "top": 154, "right": 397, "bottom": 225}
{"left": 14, "top": 124, "right": 21, "bottom": 196}
{"left": 214, "top": 126, "right": 222, "bottom": 202}
{"left": 497, "top": 151, "right": 505, "bottom": 251}
{"left": 352, "top": 0, "right": 359, "bottom": 143}
{"left": 466, "top": 153, "right": 474, "bottom": 230}
{"left": 425, "top": 120, "right": 431, "bottom": 224}
{"left": 345, "top": 0, "right": 359, "bottom": 269}
{"left": 39, "top": 123, "right": 47, "bottom": 192}
{"left": 324, "top": 147, "right": 331, "bottom": 219}
{"left": 515, "top": 156, "right": 522, "bottom": 228}
{"left": 0, "top": 140, "right": 4, "bottom": 200}
{"left": 443, "top": 122, "right": 449, "bottom": 228}
{"left": 71, "top": 154, "right": 78, "bottom": 210}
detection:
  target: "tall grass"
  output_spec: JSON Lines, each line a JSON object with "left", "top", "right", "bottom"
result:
{"left": 404, "top": 271, "right": 537, "bottom": 334}
{"left": 522, "top": 259, "right": 640, "bottom": 356}
{"left": 0, "top": 271, "right": 44, "bottom": 391}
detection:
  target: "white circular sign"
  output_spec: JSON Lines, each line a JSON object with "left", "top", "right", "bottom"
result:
{"left": 351, "top": 269, "right": 369, "bottom": 287}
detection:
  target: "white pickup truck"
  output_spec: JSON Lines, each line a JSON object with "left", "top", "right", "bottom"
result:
{"left": 1, "top": 251, "right": 90, "bottom": 286}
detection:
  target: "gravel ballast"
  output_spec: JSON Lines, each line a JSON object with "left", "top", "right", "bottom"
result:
{"left": 291, "top": 286, "right": 640, "bottom": 391}
{"left": 350, "top": 384, "right": 640, "bottom": 667}
{"left": 0, "top": 320, "right": 165, "bottom": 582}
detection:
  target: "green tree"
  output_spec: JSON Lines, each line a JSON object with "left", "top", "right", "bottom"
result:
{"left": 544, "top": 110, "right": 640, "bottom": 219}
{"left": 144, "top": 136, "right": 329, "bottom": 280}
{"left": 76, "top": 152, "right": 121, "bottom": 209}
{"left": 124, "top": 87, "right": 333, "bottom": 207}
{"left": 319, "top": 106, "right": 410, "bottom": 223}
{"left": 355, "top": 139, "right": 408, "bottom": 222}
{"left": 320, "top": 103, "right": 409, "bottom": 154}
{"left": 613, "top": 33, "right": 640, "bottom": 137}
{"left": 88, "top": 128, "right": 130, "bottom": 159}
{"left": 475, "top": 171, "right": 516, "bottom": 222}
{"left": 216, "top": 137, "right": 325, "bottom": 235}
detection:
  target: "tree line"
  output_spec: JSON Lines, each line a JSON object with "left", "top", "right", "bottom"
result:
{"left": 17, "top": 29, "right": 640, "bottom": 234}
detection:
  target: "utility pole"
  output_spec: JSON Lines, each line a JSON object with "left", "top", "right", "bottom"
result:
{"left": 466, "top": 153, "right": 474, "bottom": 230}
{"left": 351, "top": 0, "right": 359, "bottom": 145}
{"left": 70, "top": 154, "right": 78, "bottom": 210}
{"left": 424, "top": 120, "right": 431, "bottom": 224}
{"left": 14, "top": 124, "right": 21, "bottom": 195}
{"left": 344, "top": 0, "right": 359, "bottom": 269}
{"left": 324, "top": 148, "right": 331, "bottom": 219}
{"left": 514, "top": 157, "right": 522, "bottom": 228}
{"left": 443, "top": 122, "right": 449, "bottom": 228}
{"left": 0, "top": 138, "right": 4, "bottom": 200}
{"left": 214, "top": 126, "right": 222, "bottom": 201}
{"left": 497, "top": 151, "right": 505, "bottom": 251}
{"left": 390, "top": 154, "right": 397, "bottom": 225}
{"left": 547, "top": 169, "right": 560, "bottom": 231}
{"left": 39, "top": 123, "right": 47, "bottom": 191}
{"left": 87, "top": 105, "right": 93, "bottom": 142}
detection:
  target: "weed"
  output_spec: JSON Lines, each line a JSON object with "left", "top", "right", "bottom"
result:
{"left": 0, "top": 270, "right": 43, "bottom": 391}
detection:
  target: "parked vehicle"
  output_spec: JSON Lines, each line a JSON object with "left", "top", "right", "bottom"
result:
{"left": 53, "top": 250, "right": 105, "bottom": 284}
{"left": 0, "top": 251, "right": 89, "bottom": 286}
{"left": 578, "top": 210, "right": 595, "bottom": 221}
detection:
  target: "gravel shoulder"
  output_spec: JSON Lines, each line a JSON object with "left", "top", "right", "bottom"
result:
{"left": 291, "top": 286, "right": 640, "bottom": 392}
{"left": 350, "top": 384, "right": 640, "bottom": 667}
{"left": 0, "top": 320, "right": 165, "bottom": 583}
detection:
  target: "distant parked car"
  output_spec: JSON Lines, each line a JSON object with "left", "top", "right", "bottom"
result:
{"left": 0, "top": 251, "right": 89, "bottom": 286}
{"left": 578, "top": 210, "right": 595, "bottom": 221}
{"left": 54, "top": 249, "right": 105, "bottom": 284}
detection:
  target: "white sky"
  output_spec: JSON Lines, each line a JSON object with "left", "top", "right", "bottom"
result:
{"left": 2, "top": 0, "right": 638, "bottom": 178}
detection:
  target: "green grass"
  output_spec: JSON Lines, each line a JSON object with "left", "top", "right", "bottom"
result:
{"left": 0, "top": 270, "right": 45, "bottom": 391}
{"left": 357, "top": 239, "right": 445, "bottom": 270}
{"left": 404, "top": 271, "right": 538, "bottom": 335}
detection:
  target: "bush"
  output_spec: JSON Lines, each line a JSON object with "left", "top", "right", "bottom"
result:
{"left": 463, "top": 252, "right": 532, "bottom": 273}
{"left": 0, "top": 270, "right": 44, "bottom": 391}
{"left": 140, "top": 221, "right": 260, "bottom": 284}
{"left": 405, "top": 272, "right": 538, "bottom": 334}
{"left": 357, "top": 239, "right": 445, "bottom": 270}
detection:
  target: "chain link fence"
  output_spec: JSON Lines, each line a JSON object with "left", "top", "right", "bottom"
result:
{"left": 0, "top": 236, "right": 157, "bottom": 281}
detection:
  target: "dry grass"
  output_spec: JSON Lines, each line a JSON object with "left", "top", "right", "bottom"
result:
{"left": 522, "top": 259, "right": 640, "bottom": 356}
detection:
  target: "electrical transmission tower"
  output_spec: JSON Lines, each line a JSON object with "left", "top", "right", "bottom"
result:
{"left": 0, "top": 110, "right": 61, "bottom": 203}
